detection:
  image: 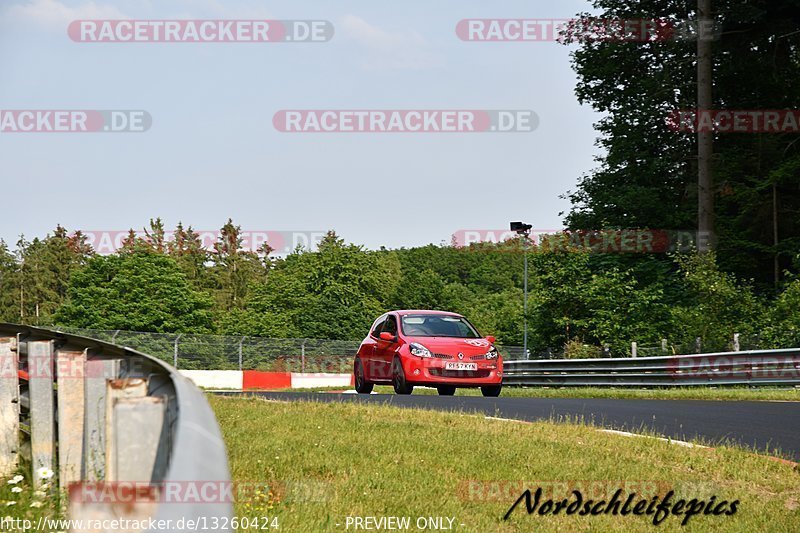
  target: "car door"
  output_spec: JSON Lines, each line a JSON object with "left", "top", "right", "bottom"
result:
{"left": 364, "top": 315, "right": 386, "bottom": 380}
{"left": 374, "top": 313, "right": 399, "bottom": 381}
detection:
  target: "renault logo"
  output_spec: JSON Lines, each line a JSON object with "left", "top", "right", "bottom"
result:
{"left": 458, "top": 353, "right": 464, "bottom": 360}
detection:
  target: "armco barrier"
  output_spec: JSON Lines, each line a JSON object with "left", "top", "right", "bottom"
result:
{"left": 503, "top": 348, "right": 800, "bottom": 387}
{"left": 0, "top": 324, "right": 232, "bottom": 532}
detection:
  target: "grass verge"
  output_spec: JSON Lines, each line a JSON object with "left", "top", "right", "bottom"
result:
{"left": 0, "top": 468, "right": 59, "bottom": 529}
{"left": 210, "top": 395, "right": 800, "bottom": 532}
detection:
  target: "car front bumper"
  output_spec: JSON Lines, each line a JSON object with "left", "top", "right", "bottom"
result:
{"left": 402, "top": 357, "right": 503, "bottom": 387}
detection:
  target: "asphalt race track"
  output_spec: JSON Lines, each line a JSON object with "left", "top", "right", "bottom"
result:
{"left": 218, "top": 391, "right": 800, "bottom": 461}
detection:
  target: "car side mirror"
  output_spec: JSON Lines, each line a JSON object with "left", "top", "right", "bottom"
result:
{"left": 379, "top": 332, "right": 396, "bottom": 342}
{"left": 486, "top": 335, "right": 496, "bottom": 344}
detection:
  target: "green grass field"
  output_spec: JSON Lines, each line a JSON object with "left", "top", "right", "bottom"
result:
{"left": 275, "top": 385, "right": 800, "bottom": 402}
{"left": 210, "top": 395, "right": 800, "bottom": 532}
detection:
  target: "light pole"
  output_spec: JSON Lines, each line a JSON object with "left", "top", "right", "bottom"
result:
{"left": 510, "top": 222, "right": 532, "bottom": 358}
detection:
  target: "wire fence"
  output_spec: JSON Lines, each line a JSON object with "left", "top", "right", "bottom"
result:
{"left": 54, "top": 328, "right": 759, "bottom": 370}
{"left": 635, "top": 333, "right": 765, "bottom": 358}
{"left": 57, "top": 328, "right": 530, "bottom": 371}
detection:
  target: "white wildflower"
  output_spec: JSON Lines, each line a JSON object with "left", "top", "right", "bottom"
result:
{"left": 36, "top": 468, "right": 54, "bottom": 480}
{"left": 10, "top": 487, "right": 21, "bottom": 494}
{"left": 29, "top": 501, "right": 43, "bottom": 508}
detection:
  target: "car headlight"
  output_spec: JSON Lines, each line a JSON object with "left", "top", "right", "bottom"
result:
{"left": 409, "top": 343, "right": 433, "bottom": 358}
{"left": 485, "top": 346, "right": 499, "bottom": 360}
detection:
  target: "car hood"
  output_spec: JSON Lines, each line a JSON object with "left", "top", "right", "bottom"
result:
{"left": 405, "top": 337, "right": 493, "bottom": 355}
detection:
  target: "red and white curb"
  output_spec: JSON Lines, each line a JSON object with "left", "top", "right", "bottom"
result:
{"left": 180, "top": 370, "right": 353, "bottom": 390}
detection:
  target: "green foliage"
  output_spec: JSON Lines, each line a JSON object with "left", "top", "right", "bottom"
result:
{"left": 565, "top": 0, "right": 800, "bottom": 289}
{"left": 563, "top": 339, "right": 602, "bottom": 359}
{"left": 55, "top": 250, "right": 213, "bottom": 332}
{"left": 670, "top": 253, "right": 765, "bottom": 351}
{"left": 1, "top": 220, "right": 798, "bottom": 356}
{"left": 0, "top": 227, "right": 91, "bottom": 325}
{"left": 528, "top": 250, "right": 669, "bottom": 355}
{"left": 763, "top": 276, "right": 800, "bottom": 348}
{"left": 0, "top": 241, "right": 18, "bottom": 323}
{"left": 223, "top": 232, "right": 400, "bottom": 340}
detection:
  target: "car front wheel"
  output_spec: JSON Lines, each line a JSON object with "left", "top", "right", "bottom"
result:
{"left": 481, "top": 385, "right": 502, "bottom": 397}
{"left": 392, "top": 357, "right": 414, "bottom": 395}
{"left": 436, "top": 386, "right": 456, "bottom": 396}
{"left": 354, "top": 358, "right": 373, "bottom": 394}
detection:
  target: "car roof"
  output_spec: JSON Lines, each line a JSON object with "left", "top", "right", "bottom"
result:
{"left": 390, "top": 309, "right": 463, "bottom": 317}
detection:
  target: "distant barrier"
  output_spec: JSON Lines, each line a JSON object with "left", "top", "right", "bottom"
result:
{"left": 503, "top": 348, "right": 800, "bottom": 387}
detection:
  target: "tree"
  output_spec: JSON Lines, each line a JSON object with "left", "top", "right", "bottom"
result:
{"left": 224, "top": 231, "right": 401, "bottom": 339}
{"left": 763, "top": 274, "right": 800, "bottom": 347}
{"left": 11, "top": 227, "right": 92, "bottom": 325}
{"left": 670, "top": 252, "right": 765, "bottom": 351}
{"left": 169, "top": 222, "right": 209, "bottom": 287}
{"left": 55, "top": 251, "right": 213, "bottom": 332}
{"left": 209, "top": 219, "right": 267, "bottom": 311}
{"left": 564, "top": 0, "right": 800, "bottom": 289}
{"left": 0, "top": 241, "right": 18, "bottom": 322}
{"left": 527, "top": 249, "right": 669, "bottom": 355}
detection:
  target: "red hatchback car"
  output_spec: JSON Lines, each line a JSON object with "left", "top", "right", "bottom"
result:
{"left": 353, "top": 310, "right": 503, "bottom": 396}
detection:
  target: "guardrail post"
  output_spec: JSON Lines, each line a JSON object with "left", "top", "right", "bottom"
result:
{"left": 173, "top": 334, "right": 182, "bottom": 369}
{"left": 661, "top": 339, "right": 668, "bottom": 353}
{"left": 0, "top": 336, "right": 19, "bottom": 476}
{"left": 56, "top": 349, "right": 86, "bottom": 491}
{"left": 28, "top": 340, "right": 56, "bottom": 489}
{"left": 695, "top": 337, "right": 702, "bottom": 354}
{"left": 104, "top": 378, "right": 148, "bottom": 481}
{"left": 733, "top": 333, "right": 740, "bottom": 352}
{"left": 238, "top": 336, "right": 245, "bottom": 372}
{"left": 105, "top": 378, "right": 168, "bottom": 483}
{"left": 301, "top": 341, "right": 306, "bottom": 372}
{"left": 83, "top": 357, "right": 119, "bottom": 481}
{"left": 631, "top": 342, "right": 637, "bottom": 358}
{"left": 111, "top": 397, "right": 168, "bottom": 482}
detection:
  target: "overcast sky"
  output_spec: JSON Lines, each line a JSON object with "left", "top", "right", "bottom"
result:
{"left": 0, "top": 0, "right": 603, "bottom": 252}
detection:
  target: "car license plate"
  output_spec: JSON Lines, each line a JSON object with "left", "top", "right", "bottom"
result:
{"left": 445, "top": 362, "right": 477, "bottom": 371}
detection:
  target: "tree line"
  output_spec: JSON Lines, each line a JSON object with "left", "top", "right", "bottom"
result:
{"left": 565, "top": 0, "right": 800, "bottom": 291}
{"left": 0, "top": 219, "right": 798, "bottom": 357}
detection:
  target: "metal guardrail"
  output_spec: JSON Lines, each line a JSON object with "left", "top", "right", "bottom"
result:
{"left": 0, "top": 324, "right": 232, "bottom": 532}
{"left": 503, "top": 348, "right": 800, "bottom": 387}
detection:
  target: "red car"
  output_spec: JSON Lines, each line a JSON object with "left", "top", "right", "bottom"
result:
{"left": 353, "top": 310, "right": 503, "bottom": 396}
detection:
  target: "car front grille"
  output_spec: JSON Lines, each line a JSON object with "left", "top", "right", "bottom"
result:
{"left": 470, "top": 354, "right": 486, "bottom": 361}
{"left": 432, "top": 353, "right": 454, "bottom": 359}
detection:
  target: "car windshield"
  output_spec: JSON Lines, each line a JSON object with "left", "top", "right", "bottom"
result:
{"left": 400, "top": 314, "right": 481, "bottom": 338}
